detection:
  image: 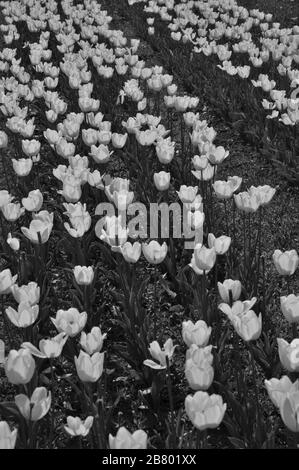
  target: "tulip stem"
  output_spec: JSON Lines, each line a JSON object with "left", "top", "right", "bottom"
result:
{"left": 166, "top": 356, "right": 176, "bottom": 446}
{"left": 248, "top": 344, "right": 262, "bottom": 436}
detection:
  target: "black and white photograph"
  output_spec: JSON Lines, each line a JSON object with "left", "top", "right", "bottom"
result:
{"left": 0, "top": 0, "right": 299, "bottom": 454}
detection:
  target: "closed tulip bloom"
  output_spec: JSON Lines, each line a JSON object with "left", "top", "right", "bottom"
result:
{"left": 0, "top": 190, "right": 13, "bottom": 208}
{"left": 7, "top": 233, "right": 20, "bottom": 251}
{"left": 185, "top": 391, "right": 226, "bottom": 431}
{"left": 281, "top": 295, "right": 299, "bottom": 323}
{"left": 144, "top": 338, "right": 176, "bottom": 370}
{"left": 0, "top": 421, "right": 17, "bottom": 449}
{"left": 12, "top": 158, "right": 33, "bottom": 176}
{"left": 5, "top": 349, "right": 35, "bottom": 385}
{"left": 21, "top": 139, "right": 40, "bottom": 157}
{"left": 11, "top": 282, "right": 40, "bottom": 305}
{"left": 156, "top": 138, "right": 175, "bottom": 164}
{"left": 249, "top": 185, "right": 276, "bottom": 207}
{"left": 75, "top": 350, "right": 104, "bottom": 382}
{"left": 232, "top": 310, "right": 262, "bottom": 342}
{"left": 22, "top": 332, "right": 68, "bottom": 359}
{"left": 208, "top": 233, "right": 231, "bottom": 255}
{"left": 6, "top": 302, "right": 39, "bottom": 328}
{"left": 80, "top": 327, "right": 106, "bottom": 354}
{"left": 213, "top": 176, "right": 242, "bottom": 200}
{"left": 265, "top": 376, "right": 299, "bottom": 408}
{"left": 217, "top": 279, "right": 242, "bottom": 303}
{"left": 109, "top": 427, "right": 147, "bottom": 449}
{"left": 280, "top": 391, "right": 299, "bottom": 433}
{"left": 121, "top": 241, "right": 142, "bottom": 263}
{"left": 0, "top": 130, "right": 8, "bottom": 148}
{"left": 153, "top": 171, "right": 171, "bottom": 191}
{"left": 51, "top": 308, "right": 87, "bottom": 337}
{"left": 111, "top": 133, "right": 127, "bottom": 149}
{"left": 278, "top": 338, "right": 299, "bottom": 372}
{"left": 182, "top": 320, "right": 212, "bottom": 348}
{"left": 185, "top": 356, "right": 214, "bottom": 391}
{"left": 273, "top": 250, "right": 299, "bottom": 276}
{"left": 190, "top": 244, "right": 216, "bottom": 274}
{"left": 142, "top": 241, "right": 167, "bottom": 265}
{"left": 15, "top": 387, "right": 51, "bottom": 421}
{"left": 177, "top": 185, "right": 198, "bottom": 204}
{"left": 73, "top": 266, "right": 94, "bottom": 285}
{"left": 2, "top": 202, "right": 25, "bottom": 222}
{"left": 208, "top": 146, "right": 229, "bottom": 165}
{"left": 65, "top": 416, "right": 94, "bottom": 437}
{"left": 22, "top": 189, "right": 43, "bottom": 212}
{"left": 0, "top": 269, "right": 17, "bottom": 294}
{"left": 82, "top": 128, "right": 98, "bottom": 146}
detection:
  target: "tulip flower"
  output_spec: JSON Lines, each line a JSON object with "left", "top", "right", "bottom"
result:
{"left": 5, "top": 349, "right": 35, "bottom": 385}
{"left": 22, "top": 189, "right": 43, "bottom": 212}
{"left": 2, "top": 202, "right": 25, "bottom": 222}
{"left": 80, "top": 327, "right": 106, "bottom": 354}
{"left": 265, "top": 376, "right": 299, "bottom": 408}
{"left": 280, "top": 391, "right": 299, "bottom": 433}
{"left": 177, "top": 185, "right": 198, "bottom": 204}
{"left": 234, "top": 191, "right": 260, "bottom": 213}
{"left": 190, "top": 244, "right": 216, "bottom": 274}
{"left": 185, "top": 391, "right": 226, "bottom": 431}
{"left": 182, "top": 320, "right": 212, "bottom": 348}
{"left": 121, "top": 241, "right": 142, "bottom": 263}
{"left": 0, "top": 421, "right": 17, "bottom": 449}
{"left": 15, "top": 387, "right": 51, "bottom": 421}
{"left": 273, "top": 249, "right": 299, "bottom": 276}
{"left": 0, "top": 190, "right": 13, "bottom": 208}
{"left": 142, "top": 241, "right": 168, "bottom": 265}
{"left": 281, "top": 294, "right": 299, "bottom": 323}
{"left": 12, "top": 158, "right": 33, "bottom": 177}
{"left": 65, "top": 416, "right": 94, "bottom": 437}
{"left": 51, "top": 308, "right": 87, "bottom": 337}
{"left": 21, "top": 211, "right": 54, "bottom": 244}
{"left": 0, "top": 269, "right": 17, "bottom": 295}
{"left": 153, "top": 171, "right": 171, "bottom": 191}
{"left": 99, "top": 215, "right": 129, "bottom": 251}
{"left": 73, "top": 266, "right": 94, "bottom": 285}
{"left": 74, "top": 350, "right": 104, "bottom": 382}
{"left": 0, "top": 130, "right": 8, "bottom": 148}
{"left": 217, "top": 279, "right": 242, "bottom": 304}
{"left": 208, "top": 233, "right": 231, "bottom": 255}
{"left": 277, "top": 338, "right": 299, "bottom": 372}
{"left": 6, "top": 302, "right": 39, "bottom": 328}
{"left": 21, "top": 139, "right": 40, "bottom": 157}
{"left": 109, "top": 427, "right": 147, "bottom": 449}
{"left": 22, "top": 333, "right": 68, "bottom": 359}
{"left": 11, "top": 282, "right": 40, "bottom": 305}
{"left": 7, "top": 233, "right": 20, "bottom": 251}
{"left": 144, "top": 338, "right": 176, "bottom": 370}
{"left": 213, "top": 176, "right": 242, "bottom": 200}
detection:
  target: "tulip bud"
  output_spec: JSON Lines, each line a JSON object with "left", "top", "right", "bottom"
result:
{"left": 5, "top": 349, "right": 35, "bottom": 385}
{"left": 73, "top": 266, "right": 94, "bottom": 285}
{"left": 185, "top": 391, "right": 226, "bottom": 431}
{"left": 80, "top": 327, "right": 106, "bottom": 354}
{"left": 0, "top": 421, "right": 17, "bottom": 449}
{"left": 281, "top": 294, "right": 299, "bottom": 323}
{"left": 280, "top": 392, "right": 299, "bottom": 433}
{"left": 74, "top": 350, "right": 104, "bottom": 382}
{"left": 265, "top": 376, "right": 299, "bottom": 408}
{"left": 142, "top": 241, "right": 167, "bottom": 265}
{"left": 273, "top": 249, "right": 299, "bottom": 276}
{"left": 121, "top": 242, "right": 142, "bottom": 263}
{"left": 182, "top": 320, "right": 212, "bottom": 348}
{"left": 153, "top": 171, "right": 170, "bottom": 191}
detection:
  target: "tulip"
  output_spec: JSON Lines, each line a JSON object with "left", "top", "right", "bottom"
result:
{"left": 213, "top": 176, "right": 242, "bottom": 200}
{"left": 7, "top": 233, "right": 20, "bottom": 251}
{"left": 280, "top": 391, "right": 299, "bottom": 433}
{"left": 185, "top": 356, "right": 214, "bottom": 391}
{"left": 89, "top": 144, "right": 112, "bottom": 164}
{"left": 74, "top": 350, "right": 104, "bottom": 382}
{"left": 208, "top": 146, "right": 229, "bottom": 165}
{"left": 73, "top": 266, "right": 94, "bottom": 286}
{"left": 109, "top": 427, "right": 147, "bottom": 449}
{"left": 51, "top": 308, "right": 87, "bottom": 337}
{"left": 21, "top": 139, "right": 40, "bottom": 157}
{"left": 22, "top": 333, "right": 68, "bottom": 359}
{"left": 80, "top": 327, "right": 106, "bottom": 355}
{"left": 190, "top": 245, "right": 216, "bottom": 274}
{"left": 0, "top": 269, "right": 17, "bottom": 295}
{"left": 144, "top": 338, "right": 175, "bottom": 370}
{"left": 142, "top": 241, "right": 168, "bottom": 265}
{"left": 208, "top": 233, "right": 231, "bottom": 255}
{"left": 0, "top": 421, "right": 17, "bottom": 449}
{"left": 0, "top": 130, "right": 8, "bottom": 148}
{"left": 273, "top": 249, "right": 299, "bottom": 276}
{"left": 5, "top": 349, "right": 35, "bottom": 385}
{"left": 6, "top": 302, "right": 39, "bottom": 328}
{"left": 99, "top": 215, "right": 128, "bottom": 251}
{"left": 182, "top": 320, "right": 212, "bottom": 348}
{"left": 277, "top": 338, "right": 299, "bottom": 372}
{"left": 111, "top": 133, "right": 127, "bottom": 149}
{"left": 15, "top": 387, "right": 51, "bottom": 421}
{"left": 22, "top": 189, "right": 43, "bottom": 212}
{"left": 217, "top": 279, "right": 242, "bottom": 304}
{"left": 2, "top": 202, "right": 25, "bottom": 222}
{"left": 281, "top": 294, "right": 299, "bottom": 323}
{"left": 121, "top": 241, "right": 142, "bottom": 263}
{"left": 185, "top": 391, "right": 226, "bottom": 431}
{"left": 177, "top": 185, "right": 198, "bottom": 204}
{"left": 265, "top": 376, "right": 299, "bottom": 408}
{"left": 65, "top": 416, "right": 94, "bottom": 437}
{"left": 0, "top": 190, "right": 13, "bottom": 208}
{"left": 12, "top": 158, "right": 33, "bottom": 176}
{"left": 11, "top": 282, "right": 40, "bottom": 305}
{"left": 234, "top": 192, "right": 260, "bottom": 213}
{"left": 153, "top": 171, "right": 171, "bottom": 191}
